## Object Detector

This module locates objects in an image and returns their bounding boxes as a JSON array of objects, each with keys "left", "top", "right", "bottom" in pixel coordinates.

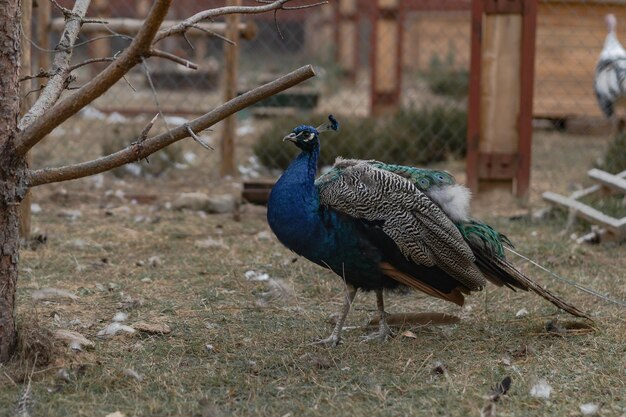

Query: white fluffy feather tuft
[{"left": 426, "top": 184, "right": 472, "bottom": 223}]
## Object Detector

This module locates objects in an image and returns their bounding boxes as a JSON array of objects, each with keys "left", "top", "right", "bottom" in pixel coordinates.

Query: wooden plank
[
  {"left": 571, "top": 169, "right": 626, "bottom": 199},
  {"left": 480, "top": 14, "right": 522, "bottom": 155},
  {"left": 542, "top": 191, "right": 626, "bottom": 233},
  {"left": 588, "top": 169, "right": 626, "bottom": 193}
]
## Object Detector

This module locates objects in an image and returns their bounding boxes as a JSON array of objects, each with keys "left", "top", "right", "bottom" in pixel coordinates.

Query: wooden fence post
[
  {"left": 370, "top": 0, "right": 404, "bottom": 116},
  {"left": 466, "top": 0, "right": 537, "bottom": 199},
  {"left": 335, "top": 0, "right": 359, "bottom": 81},
  {"left": 220, "top": 0, "right": 241, "bottom": 177}
]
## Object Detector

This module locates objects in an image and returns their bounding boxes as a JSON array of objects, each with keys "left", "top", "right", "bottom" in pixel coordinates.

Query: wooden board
[
  {"left": 480, "top": 14, "right": 522, "bottom": 155},
  {"left": 403, "top": 2, "right": 626, "bottom": 120},
  {"left": 534, "top": 2, "right": 626, "bottom": 119}
]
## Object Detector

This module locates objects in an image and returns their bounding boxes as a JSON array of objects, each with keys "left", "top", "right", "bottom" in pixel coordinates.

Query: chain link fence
[{"left": 32, "top": 1, "right": 625, "bottom": 192}]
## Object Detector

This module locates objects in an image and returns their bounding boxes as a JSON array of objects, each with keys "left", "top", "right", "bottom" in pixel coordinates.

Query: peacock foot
[
  {"left": 311, "top": 334, "right": 342, "bottom": 347},
  {"left": 359, "top": 327, "right": 394, "bottom": 343}
]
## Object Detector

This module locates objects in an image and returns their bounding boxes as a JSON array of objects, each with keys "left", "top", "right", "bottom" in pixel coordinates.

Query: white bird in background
[{"left": 595, "top": 14, "right": 626, "bottom": 120}]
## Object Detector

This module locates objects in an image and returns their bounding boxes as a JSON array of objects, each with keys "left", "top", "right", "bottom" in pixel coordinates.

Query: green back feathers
[
  {"left": 369, "top": 162, "right": 455, "bottom": 191},
  {"left": 456, "top": 220, "right": 513, "bottom": 258}
]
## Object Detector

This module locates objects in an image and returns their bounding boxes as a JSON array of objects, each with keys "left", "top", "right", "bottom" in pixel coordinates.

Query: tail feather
[{"left": 472, "top": 246, "right": 591, "bottom": 320}]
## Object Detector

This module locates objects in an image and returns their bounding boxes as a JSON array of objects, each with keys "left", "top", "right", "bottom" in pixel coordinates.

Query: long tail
[{"left": 471, "top": 244, "right": 592, "bottom": 320}]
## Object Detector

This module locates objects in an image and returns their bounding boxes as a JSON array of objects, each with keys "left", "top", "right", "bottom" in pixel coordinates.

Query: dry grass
[{"left": 0, "top": 121, "right": 625, "bottom": 417}]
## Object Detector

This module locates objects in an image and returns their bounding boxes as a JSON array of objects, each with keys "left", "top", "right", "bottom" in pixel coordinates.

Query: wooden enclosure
[{"left": 534, "top": 1, "right": 626, "bottom": 119}]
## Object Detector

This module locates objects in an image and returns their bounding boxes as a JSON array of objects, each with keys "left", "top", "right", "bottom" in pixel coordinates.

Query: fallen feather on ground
[
  {"left": 245, "top": 270, "right": 269, "bottom": 281},
  {"left": 97, "top": 322, "right": 136, "bottom": 337},
  {"left": 112, "top": 312, "right": 128, "bottom": 322},
  {"left": 530, "top": 379, "right": 551, "bottom": 399},
  {"left": 54, "top": 329, "right": 95, "bottom": 351},
  {"left": 579, "top": 403, "right": 600, "bottom": 416},
  {"left": 32, "top": 288, "right": 79, "bottom": 302}
]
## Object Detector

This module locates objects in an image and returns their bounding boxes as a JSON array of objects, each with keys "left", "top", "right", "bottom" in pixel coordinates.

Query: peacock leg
[
  {"left": 360, "top": 289, "right": 394, "bottom": 342},
  {"left": 313, "top": 284, "right": 357, "bottom": 347}
]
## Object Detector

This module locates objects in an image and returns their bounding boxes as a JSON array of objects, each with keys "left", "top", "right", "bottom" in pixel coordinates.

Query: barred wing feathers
[{"left": 317, "top": 161, "right": 486, "bottom": 300}]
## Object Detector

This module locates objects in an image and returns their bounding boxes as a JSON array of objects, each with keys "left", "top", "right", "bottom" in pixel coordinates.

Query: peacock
[
  {"left": 267, "top": 115, "right": 590, "bottom": 346},
  {"left": 595, "top": 14, "right": 626, "bottom": 119}
]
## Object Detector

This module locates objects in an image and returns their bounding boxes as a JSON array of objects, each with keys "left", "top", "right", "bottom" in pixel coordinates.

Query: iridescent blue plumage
[{"left": 267, "top": 116, "right": 589, "bottom": 346}]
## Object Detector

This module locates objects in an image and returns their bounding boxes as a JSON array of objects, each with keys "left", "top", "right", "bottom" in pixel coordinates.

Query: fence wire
[{"left": 32, "top": 1, "right": 624, "bottom": 191}]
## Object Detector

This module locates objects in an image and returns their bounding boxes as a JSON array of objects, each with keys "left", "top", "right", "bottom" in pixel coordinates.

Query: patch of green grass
[
  {"left": 2, "top": 125, "right": 625, "bottom": 417},
  {"left": 254, "top": 106, "right": 467, "bottom": 170}
]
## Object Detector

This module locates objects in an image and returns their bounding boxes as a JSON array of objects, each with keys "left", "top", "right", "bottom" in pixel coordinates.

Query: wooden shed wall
[
  {"left": 534, "top": 2, "right": 626, "bottom": 119},
  {"left": 402, "top": 2, "right": 626, "bottom": 120}
]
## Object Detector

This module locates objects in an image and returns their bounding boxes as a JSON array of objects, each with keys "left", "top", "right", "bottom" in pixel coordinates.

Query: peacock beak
[{"left": 283, "top": 133, "right": 298, "bottom": 143}]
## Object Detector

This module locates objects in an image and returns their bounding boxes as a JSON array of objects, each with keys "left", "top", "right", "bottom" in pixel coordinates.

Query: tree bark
[
  {"left": 0, "top": 0, "right": 26, "bottom": 363},
  {"left": 19, "top": 0, "right": 33, "bottom": 239}
]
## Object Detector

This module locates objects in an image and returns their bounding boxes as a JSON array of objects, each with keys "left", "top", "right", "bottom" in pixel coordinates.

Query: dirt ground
[{"left": 0, "top": 119, "right": 625, "bottom": 417}]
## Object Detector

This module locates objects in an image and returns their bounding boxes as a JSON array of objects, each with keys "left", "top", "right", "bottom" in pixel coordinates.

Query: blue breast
[{"left": 267, "top": 151, "right": 393, "bottom": 290}]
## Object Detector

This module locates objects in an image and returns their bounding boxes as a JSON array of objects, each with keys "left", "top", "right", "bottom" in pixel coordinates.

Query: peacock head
[{"left": 283, "top": 115, "right": 339, "bottom": 152}]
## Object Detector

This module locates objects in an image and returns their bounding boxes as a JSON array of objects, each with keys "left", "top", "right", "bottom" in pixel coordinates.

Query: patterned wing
[{"left": 317, "top": 161, "right": 486, "bottom": 291}]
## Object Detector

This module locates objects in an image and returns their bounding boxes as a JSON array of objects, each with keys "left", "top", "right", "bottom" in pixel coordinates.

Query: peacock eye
[{"left": 303, "top": 133, "right": 314, "bottom": 142}]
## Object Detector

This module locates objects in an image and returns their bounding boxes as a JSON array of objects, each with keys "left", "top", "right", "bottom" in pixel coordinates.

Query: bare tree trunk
[
  {"left": 0, "top": 0, "right": 25, "bottom": 363},
  {"left": 19, "top": 0, "right": 34, "bottom": 239}
]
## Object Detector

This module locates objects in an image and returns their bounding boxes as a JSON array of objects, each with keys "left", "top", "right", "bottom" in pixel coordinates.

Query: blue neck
[{"left": 267, "top": 147, "right": 320, "bottom": 252}]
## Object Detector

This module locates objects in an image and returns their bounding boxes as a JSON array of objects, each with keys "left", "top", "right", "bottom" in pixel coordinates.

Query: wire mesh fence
[{"left": 31, "top": 0, "right": 625, "bottom": 188}]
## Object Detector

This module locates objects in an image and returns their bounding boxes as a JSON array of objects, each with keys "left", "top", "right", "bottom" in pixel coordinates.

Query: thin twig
[
  {"left": 154, "top": 0, "right": 326, "bottom": 42},
  {"left": 139, "top": 114, "right": 159, "bottom": 142},
  {"left": 49, "top": 0, "right": 72, "bottom": 18},
  {"left": 149, "top": 48, "right": 198, "bottom": 70},
  {"left": 189, "top": 24, "right": 235, "bottom": 45},
  {"left": 274, "top": 9, "right": 284, "bottom": 40},
  {"left": 20, "top": 69, "right": 53, "bottom": 82},
  {"left": 122, "top": 75, "right": 137, "bottom": 92},
  {"left": 186, "top": 125, "right": 214, "bottom": 150},
  {"left": 24, "top": 32, "right": 130, "bottom": 54},
  {"left": 67, "top": 57, "right": 115, "bottom": 72},
  {"left": 182, "top": 31, "right": 194, "bottom": 49},
  {"left": 140, "top": 57, "right": 168, "bottom": 131},
  {"left": 81, "top": 18, "right": 109, "bottom": 24}
]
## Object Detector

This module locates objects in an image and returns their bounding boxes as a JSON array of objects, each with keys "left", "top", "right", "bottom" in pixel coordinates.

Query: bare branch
[
  {"left": 68, "top": 57, "right": 116, "bottom": 72},
  {"left": 138, "top": 114, "right": 159, "bottom": 142},
  {"left": 186, "top": 125, "right": 214, "bottom": 150},
  {"left": 18, "top": 0, "right": 91, "bottom": 131},
  {"left": 154, "top": 0, "right": 323, "bottom": 42},
  {"left": 27, "top": 65, "right": 316, "bottom": 187},
  {"left": 189, "top": 24, "right": 236, "bottom": 45},
  {"left": 19, "top": 69, "right": 53, "bottom": 82},
  {"left": 15, "top": 0, "right": 173, "bottom": 157},
  {"left": 50, "top": 18, "right": 256, "bottom": 41},
  {"left": 149, "top": 49, "right": 198, "bottom": 70}
]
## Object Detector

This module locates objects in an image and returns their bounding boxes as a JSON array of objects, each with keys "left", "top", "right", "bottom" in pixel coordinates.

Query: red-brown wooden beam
[
  {"left": 466, "top": 0, "right": 483, "bottom": 193},
  {"left": 370, "top": 0, "right": 405, "bottom": 116},
  {"left": 516, "top": 0, "right": 538, "bottom": 199},
  {"left": 334, "top": 0, "right": 360, "bottom": 81}
]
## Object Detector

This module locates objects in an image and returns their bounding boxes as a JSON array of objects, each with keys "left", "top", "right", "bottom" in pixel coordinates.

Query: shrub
[
  {"left": 600, "top": 131, "right": 626, "bottom": 174},
  {"left": 423, "top": 50, "right": 469, "bottom": 98},
  {"left": 254, "top": 106, "right": 467, "bottom": 170}
]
